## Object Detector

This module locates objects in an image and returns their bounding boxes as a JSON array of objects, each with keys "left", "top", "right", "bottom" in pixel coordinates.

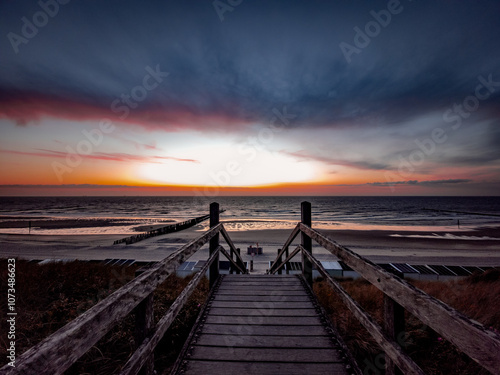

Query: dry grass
[
  {"left": 313, "top": 269, "right": 500, "bottom": 375},
  {"left": 0, "top": 259, "right": 208, "bottom": 374}
]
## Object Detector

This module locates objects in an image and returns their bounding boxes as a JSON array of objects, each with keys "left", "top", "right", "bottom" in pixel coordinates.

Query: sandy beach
[{"left": 1, "top": 223, "right": 499, "bottom": 274}]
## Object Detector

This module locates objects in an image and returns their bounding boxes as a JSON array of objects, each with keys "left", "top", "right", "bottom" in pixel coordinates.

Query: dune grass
[
  {"left": 0, "top": 259, "right": 208, "bottom": 374},
  {"left": 313, "top": 269, "right": 500, "bottom": 375},
  {"left": 2, "top": 259, "right": 498, "bottom": 375}
]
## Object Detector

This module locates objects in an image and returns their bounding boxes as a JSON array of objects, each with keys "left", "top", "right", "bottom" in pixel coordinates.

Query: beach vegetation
[
  {"left": 313, "top": 269, "right": 500, "bottom": 375},
  {"left": 0, "top": 259, "right": 208, "bottom": 374}
]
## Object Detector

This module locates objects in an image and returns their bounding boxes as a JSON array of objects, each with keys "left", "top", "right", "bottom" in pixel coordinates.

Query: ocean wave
[{"left": 390, "top": 233, "right": 499, "bottom": 241}]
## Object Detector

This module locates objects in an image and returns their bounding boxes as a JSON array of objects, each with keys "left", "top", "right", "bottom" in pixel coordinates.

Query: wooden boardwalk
[{"left": 174, "top": 275, "right": 352, "bottom": 375}]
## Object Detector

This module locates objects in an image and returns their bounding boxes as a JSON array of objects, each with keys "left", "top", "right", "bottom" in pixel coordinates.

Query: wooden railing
[
  {"left": 0, "top": 203, "right": 246, "bottom": 375},
  {"left": 269, "top": 201, "right": 500, "bottom": 375}
]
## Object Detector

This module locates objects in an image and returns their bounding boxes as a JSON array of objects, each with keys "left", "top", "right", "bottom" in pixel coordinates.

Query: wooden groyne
[{"left": 113, "top": 210, "right": 225, "bottom": 245}]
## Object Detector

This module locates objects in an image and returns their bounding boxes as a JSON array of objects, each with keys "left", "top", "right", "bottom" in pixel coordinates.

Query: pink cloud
[
  {"left": 0, "top": 93, "right": 250, "bottom": 132},
  {"left": 0, "top": 148, "right": 199, "bottom": 164}
]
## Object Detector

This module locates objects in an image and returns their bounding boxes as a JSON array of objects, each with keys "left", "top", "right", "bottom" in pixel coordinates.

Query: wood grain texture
[
  {"left": 177, "top": 275, "right": 350, "bottom": 375},
  {"left": 182, "top": 361, "right": 348, "bottom": 375},
  {"left": 0, "top": 224, "right": 222, "bottom": 375},
  {"left": 301, "top": 223, "right": 500, "bottom": 374}
]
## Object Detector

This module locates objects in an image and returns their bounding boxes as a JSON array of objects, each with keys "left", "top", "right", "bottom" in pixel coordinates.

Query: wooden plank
[
  {"left": 222, "top": 280, "right": 301, "bottom": 285},
  {"left": 2, "top": 223, "right": 222, "bottom": 375},
  {"left": 202, "top": 324, "right": 328, "bottom": 336},
  {"left": 209, "top": 307, "right": 317, "bottom": 317},
  {"left": 301, "top": 223, "right": 500, "bottom": 374},
  {"left": 210, "top": 301, "right": 313, "bottom": 309},
  {"left": 213, "top": 295, "right": 310, "bottom": 302},
  {"left": 189, "top": 346, "right": 341, "bottom": 363},
  {"left": 183, "top": 360, "right": 347, "bottom": 375},
  {"left": 195, "top": 334, "right": 335, "bottom": 348},
  {"left": 221, "top": 281, "right": 304, "bottom": 290},
  {"left": 218, "top": 285, "right": 304, "bottom": 291},
  {"left": 205, "top": 315, "right": 322, "bottom": 325},
  {"left": 216, "top": 289, "right": 307, "bottom": 296},
  {"left": 224, "top": 275, "right": 296, "bottom": 279}
]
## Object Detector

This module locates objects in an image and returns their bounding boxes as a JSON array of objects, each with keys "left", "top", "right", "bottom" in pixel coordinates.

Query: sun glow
[{"left": 136, "top": 145, "right": 318, "bottom": 187}]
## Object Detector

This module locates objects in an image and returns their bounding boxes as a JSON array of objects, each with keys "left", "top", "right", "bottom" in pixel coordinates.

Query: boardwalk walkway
[{"left": 174, "top": 275, "right": 352, "bottom": 375}]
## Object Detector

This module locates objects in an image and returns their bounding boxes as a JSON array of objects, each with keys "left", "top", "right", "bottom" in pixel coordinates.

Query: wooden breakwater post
[
  {"left": 209, "top": 202, "right": 220, "bottom": 288},
  {"left": 301, "top": 201, "right": 313, "bottom": 285},
  {"left": 113, "top": 211, "right": 225, "bottom": 246}
]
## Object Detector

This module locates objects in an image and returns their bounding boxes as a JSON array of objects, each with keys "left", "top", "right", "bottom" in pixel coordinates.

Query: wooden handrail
[
  {"left": 300, "top": 222, "right": 500, "bottom": 375},
  {"left": 119, "top": 247, "right": 221, "bottom": 375},
  {"left": 220, "top": 225, "right": 246, "bottom": 272},
  {"left": 219, "top": 246, "right": 246, "bottom": 274},
  {"left": 302, "top": 249, "right": 425, "bottom": 375},
  {"left": 1, "top": 223, "right": 222, "bottom": 375},
  {"left": 269, "top": 245, "right": 302, "bottom": 274},
  {"left": 269, "top": 223, "right": 300, "bottom": 273}
]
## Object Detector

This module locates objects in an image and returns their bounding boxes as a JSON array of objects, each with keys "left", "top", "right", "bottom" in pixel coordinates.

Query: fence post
[
  {"left": 277, "top": 249, "right": 282, "bottom": 275},
  {"left": 384, "top": 287, "right": 405, "bottom": 375},
  {"left": 134, "top": 269, "right": 155, "bottom": 375},
  {"left": 230, "top": 245, "right": 234, "bottom": 274},
  {"left": 236, "top": 248, "right": 241, "bottom": 274},
  {"left": 301, "top": 201, "right": 313, "bottom": 285},
  {"left": 209, "top": 202, "right": 220, "bottom": 288},
  {"left": 285, "top": 246, "right": 289, "bottom": 274}
]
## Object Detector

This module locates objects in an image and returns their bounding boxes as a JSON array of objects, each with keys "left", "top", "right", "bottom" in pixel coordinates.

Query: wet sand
[{"left": 1, "top": 224, "right": 499, "bottom": 273}]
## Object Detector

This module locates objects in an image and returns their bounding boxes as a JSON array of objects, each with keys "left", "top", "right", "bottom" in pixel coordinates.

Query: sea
[{"left": 0, "top": 196, "right": 500, "bottom": 235}]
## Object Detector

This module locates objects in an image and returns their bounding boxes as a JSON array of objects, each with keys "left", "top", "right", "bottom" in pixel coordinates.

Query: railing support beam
[
  {"left": 277, "top": 249, "right": 282, "bottom": 275},
  {"left": 384, "top": 295, "right": 405, "bottom": 375},
  {"left": 134, "top": 269, "right": 155, "bottom": 375},
  {"left": 301, "top": 201, "right": 313, "bottom": 285},
  {"left": 134, "top": 293, "right": 154, "bottom": 375},
  {"left": 209, "top": 202, "right": 220, "bottom": 288}
]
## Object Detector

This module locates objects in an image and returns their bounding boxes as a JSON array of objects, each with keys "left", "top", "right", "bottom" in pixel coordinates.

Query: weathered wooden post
[
  {"left": 134, "top": 269, "right": 155, "bottom": 375},
  {"left": 236, "top": 248, "right": 241, "bottom": 274},
  {"left": 384, "top": 272, "right": 405, "bottom": 375},
  {"left": 277, "top": 249, "right": 282, "bottom": 275},
  {"left": 301, "top": 201, "right": 313, "bottom": 285},
  {"left": 209, "top": 202, "right": 220, "bottom": 288},
  {"left": 285, "top": 246, "right": 289, "bottom": 274},
  {"left": 229, "top": 246, "right": 234, "bottom": 274}
]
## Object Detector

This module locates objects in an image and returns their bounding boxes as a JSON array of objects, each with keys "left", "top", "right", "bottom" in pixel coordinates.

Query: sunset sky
[{"left": 1, "top": 0, "right": 500, "bottom": 196}]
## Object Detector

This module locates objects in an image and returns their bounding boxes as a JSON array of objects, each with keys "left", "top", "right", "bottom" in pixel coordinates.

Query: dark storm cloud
[
  {"left": 1, "top": 0, "right": 500, "bottom": 130},
  {"left": 367, "top": 179, "right": 472, "bottom": 187},
  {"left": 283, "top": 150, "right": 390, "bottom": 171}
]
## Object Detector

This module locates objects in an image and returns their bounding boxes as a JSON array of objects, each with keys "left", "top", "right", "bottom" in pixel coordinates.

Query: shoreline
[{"left": 1, "top": 224, "right": 499, "bottom": 272}]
